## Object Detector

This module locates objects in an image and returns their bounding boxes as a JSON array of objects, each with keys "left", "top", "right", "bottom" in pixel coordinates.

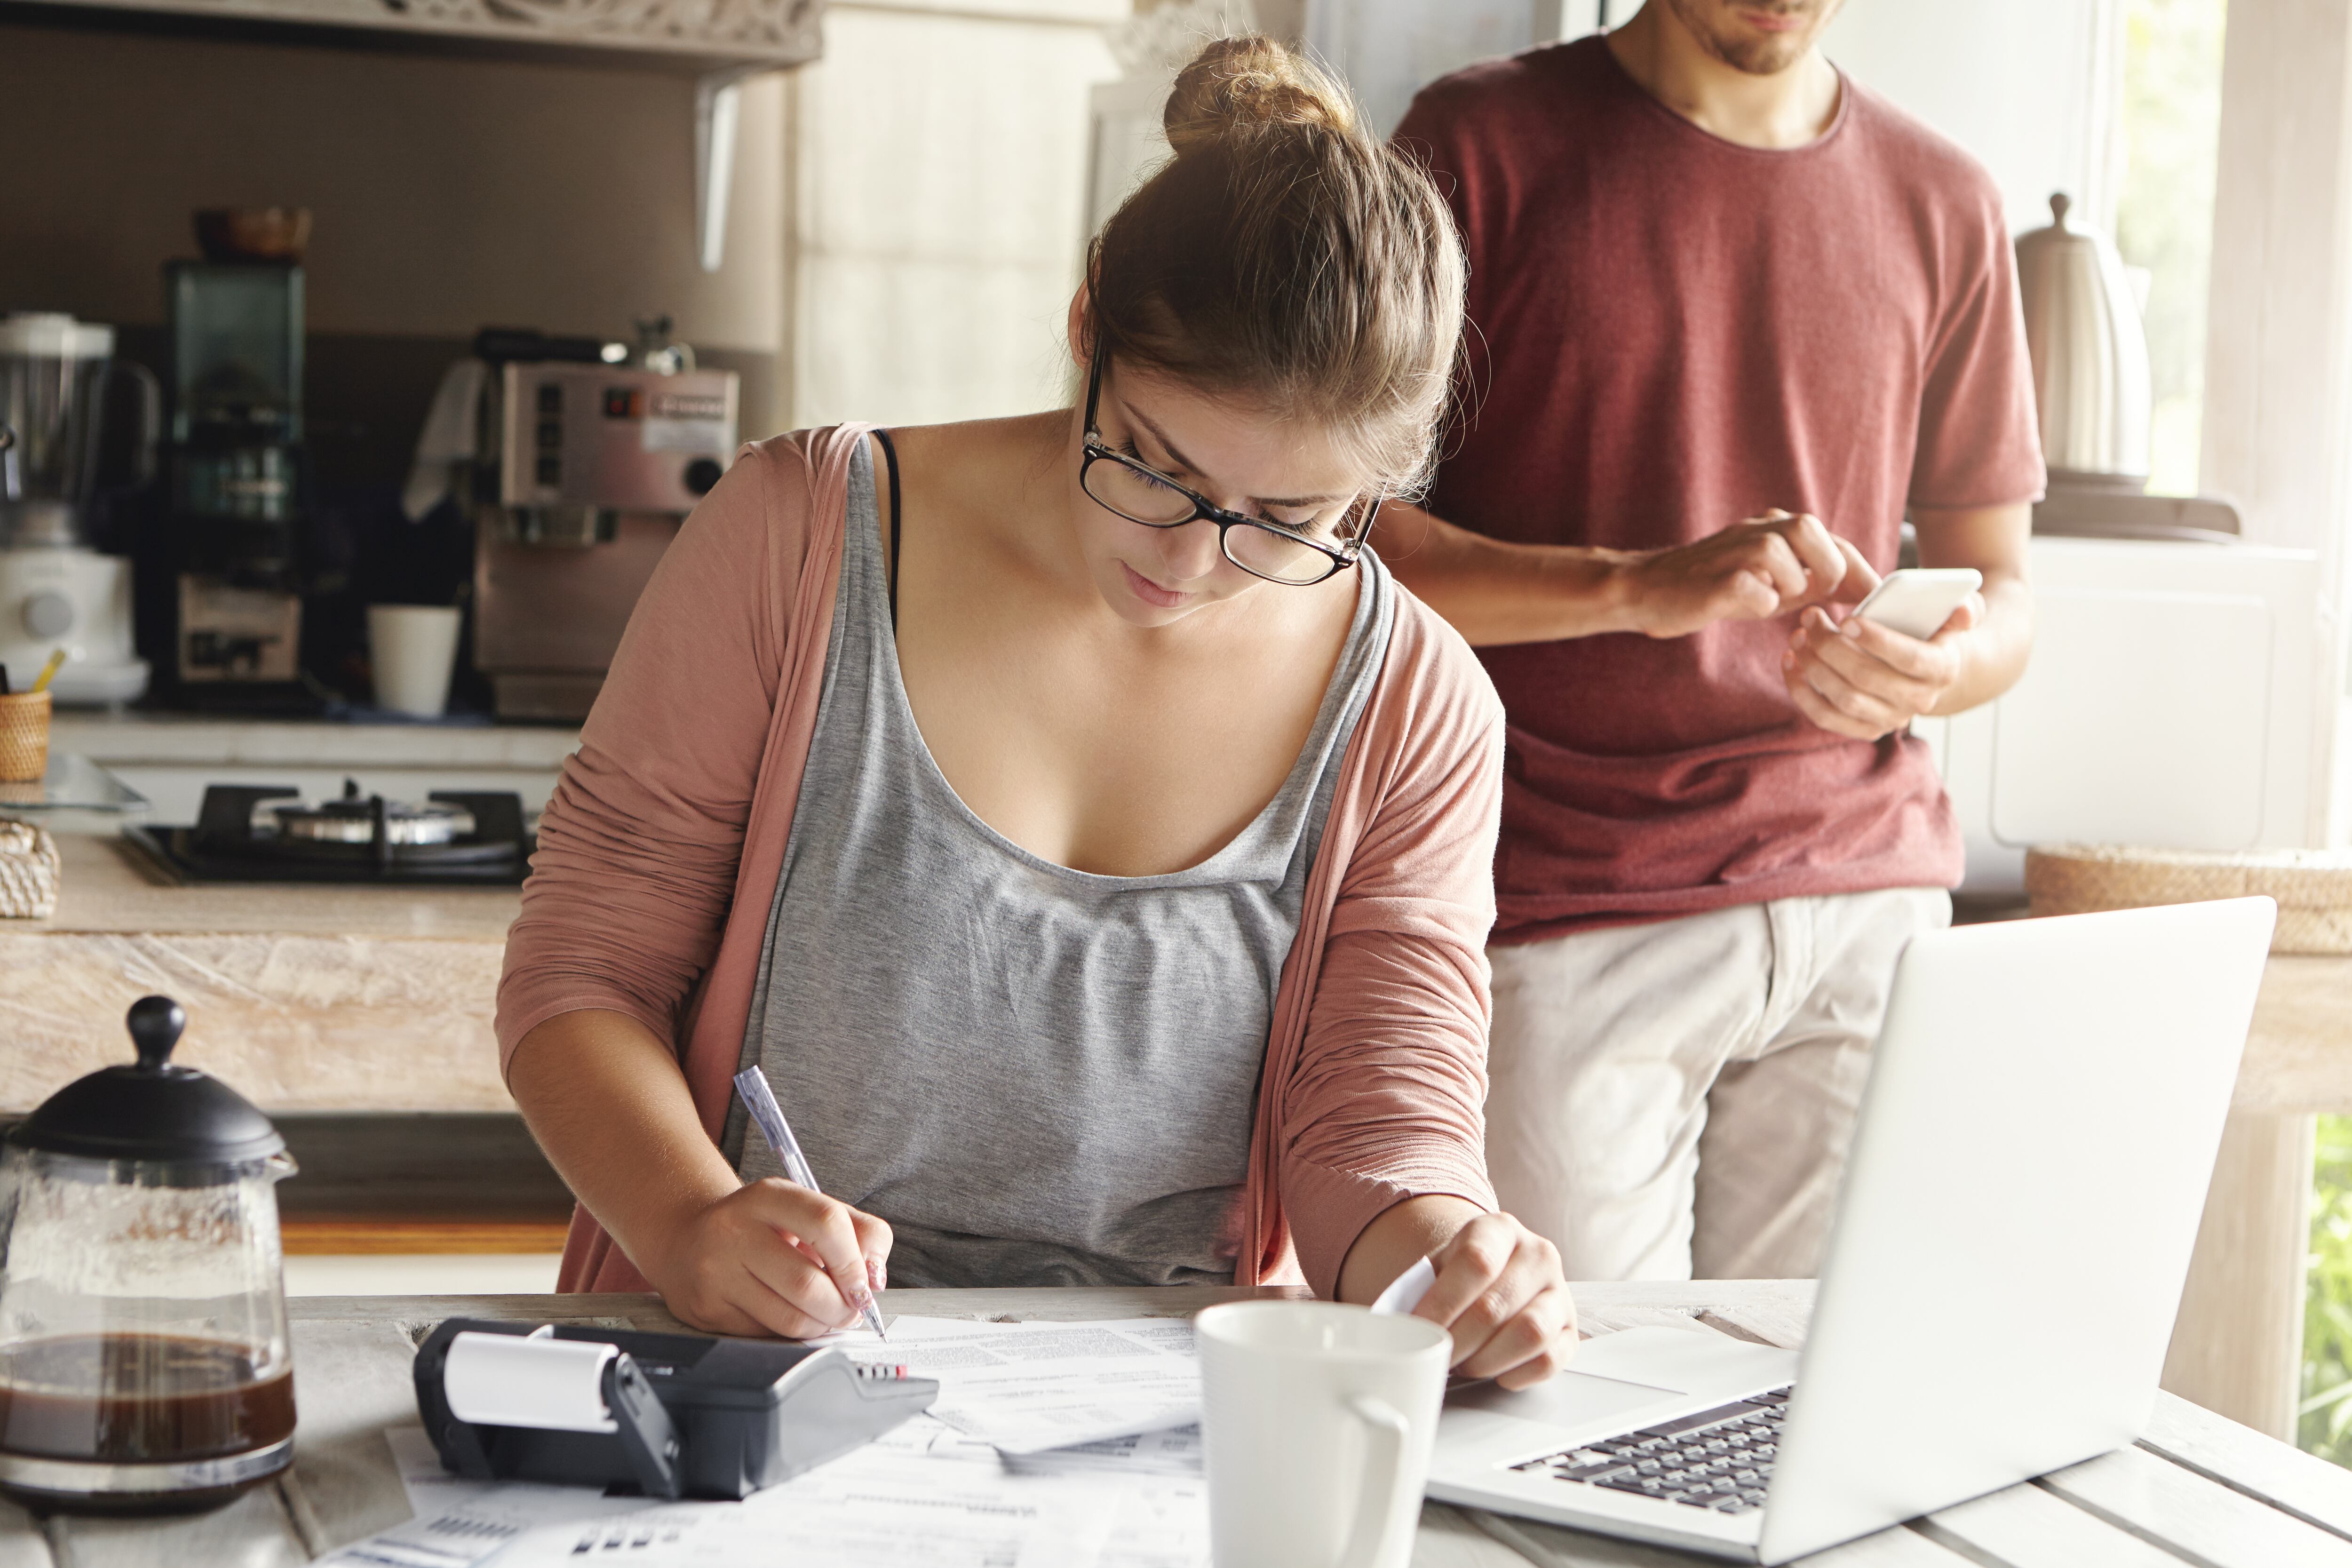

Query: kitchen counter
[
  {"left": 0, "top": 830, "right": 515, "bottom": 1114},
  {"left": 29, "top": 828, "right": 519, "bottom": 939},
  {"left": 45, "top": 712, "right": 581, "bottom": 825},
  {"left": 50, "top": 712, "right": 580, "bottom": 772}
]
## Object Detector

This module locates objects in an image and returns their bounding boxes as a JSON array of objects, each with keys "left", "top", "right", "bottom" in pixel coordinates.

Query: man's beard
[{"left": 1662, "top": 0, "right": 1820, "bottom": 76}]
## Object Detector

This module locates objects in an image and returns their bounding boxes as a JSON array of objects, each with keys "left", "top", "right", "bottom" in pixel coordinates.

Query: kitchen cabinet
[
  {"left": 1920, "top": 534, "right": 2328, "bottom": 896},
  {"left": 1, "top": 0, "right": 823, "bottom": 272}
]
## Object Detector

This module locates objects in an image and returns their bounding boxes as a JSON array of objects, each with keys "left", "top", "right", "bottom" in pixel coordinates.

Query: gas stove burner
[
  {"left": 264, "top": 779, "right": 476, "bottom": 847},
  {"left": 123, "top": 784, "right": 532, "bottom": 886}
]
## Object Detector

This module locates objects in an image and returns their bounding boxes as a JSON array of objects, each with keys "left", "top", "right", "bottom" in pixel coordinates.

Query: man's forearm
[
  {"left": 1930, "top": 572, "right": 2032, "bottom": 716},
  {"left": 1914, "top": 503, "right": 2035, "bottom": 716},
  {"left": 1379, "top": 501, "right": 1644, "bottom": 644}
]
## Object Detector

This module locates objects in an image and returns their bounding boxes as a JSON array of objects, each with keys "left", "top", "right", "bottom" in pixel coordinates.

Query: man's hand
[
  {"left": 1619, "top": 509, "right": 1880, "bottom": 638},
  {"left": 1783, "top": 595, "right": 1983, "bottom": 740}
]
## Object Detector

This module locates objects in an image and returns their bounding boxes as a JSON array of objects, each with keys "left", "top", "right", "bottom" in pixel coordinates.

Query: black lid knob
[
  {"left": 127, "top": 995, "right": 184, "bottom": 1071},
  {"left": 9, "top": 996, "right": 285, "bottom": 1167}
]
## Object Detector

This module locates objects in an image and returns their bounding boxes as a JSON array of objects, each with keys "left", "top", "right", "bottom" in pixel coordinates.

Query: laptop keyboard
[{"left": 1510, "top": 1387, "right": 1790, "bottom": 1516}]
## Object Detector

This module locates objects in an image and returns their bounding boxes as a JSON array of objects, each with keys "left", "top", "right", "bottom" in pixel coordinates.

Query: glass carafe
[{"left": 0, "top": 997, "right": 297, "bottom": 1514}]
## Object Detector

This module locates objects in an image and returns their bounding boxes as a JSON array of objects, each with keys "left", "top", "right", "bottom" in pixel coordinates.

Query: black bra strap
[{"left": 873, "top": 427, "right": 904, "bottom": 627}]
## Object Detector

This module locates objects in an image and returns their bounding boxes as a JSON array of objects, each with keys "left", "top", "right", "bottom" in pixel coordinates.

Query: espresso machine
[
  {"left": 157, "top": 262, "right": 308, "bottom": 700},
  {"left": 471, "top": 327, "right": 738, "bottom": 720},
  {"left": 0, "top": 313, "right": 156, "bottom": 705}
]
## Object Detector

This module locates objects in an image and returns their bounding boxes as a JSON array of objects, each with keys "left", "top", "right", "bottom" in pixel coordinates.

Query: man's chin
[{"left": 1710, "top": 34, "right": 1814, "bottom": 75}]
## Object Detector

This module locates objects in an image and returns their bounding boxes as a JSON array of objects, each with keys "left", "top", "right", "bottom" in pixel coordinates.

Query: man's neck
[{"left": 1605, "top": 4, "right": 1841, "bottom": 151}]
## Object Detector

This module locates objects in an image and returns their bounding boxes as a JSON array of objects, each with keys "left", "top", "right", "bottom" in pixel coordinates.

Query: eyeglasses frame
[{"left": 1078, "top": 350, "right": 1372, "bottom": 588}]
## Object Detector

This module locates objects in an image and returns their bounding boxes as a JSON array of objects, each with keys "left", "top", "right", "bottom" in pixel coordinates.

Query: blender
[{"left": 0, "top": 313, "right": 156, "bottom": 705}]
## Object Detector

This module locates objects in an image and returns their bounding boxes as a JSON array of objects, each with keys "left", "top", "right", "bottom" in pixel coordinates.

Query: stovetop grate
[{"left": 124, "top": 786, "right": 533, "bottom": 886}]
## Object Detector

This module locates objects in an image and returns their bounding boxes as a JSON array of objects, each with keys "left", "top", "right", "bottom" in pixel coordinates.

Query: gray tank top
[{"left": 724, "top": 438, "right": 1393, "bottom": 1287}]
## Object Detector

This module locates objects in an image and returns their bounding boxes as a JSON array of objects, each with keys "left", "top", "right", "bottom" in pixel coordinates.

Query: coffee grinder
[{"left": 158, "top": 262, "right": 307, "bottom": 705}]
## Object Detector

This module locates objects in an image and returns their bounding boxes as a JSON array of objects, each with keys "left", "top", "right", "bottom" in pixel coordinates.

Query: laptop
[{"left": 1426, "top": 897, "right": 2277, "bottom": 1564}]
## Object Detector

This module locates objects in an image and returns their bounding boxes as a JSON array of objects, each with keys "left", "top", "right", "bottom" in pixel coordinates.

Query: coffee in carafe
[{"left": 0, "top": 997, "right": 298, "bottom": 1513}]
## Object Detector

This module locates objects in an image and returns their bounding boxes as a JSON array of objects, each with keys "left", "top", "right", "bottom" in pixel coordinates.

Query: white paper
[
  {"left": 1372, "top": 1255, "right": 1437, "bottom": 1316},
  {"left": 383, "top": 1425, "right": 644, "bottom": 1524},
  {"left": 1005, "top": 1422, "right": 1202, "bottom": 1478},
  {"left": 1100, "top": 1475, "right": 1213, "bottom": 1568},
  {"left": 356, "top": 1335, "right": 1216, "bottom": 1568},
  {"left": 493, "top": 1445, "right": 1125, "bottom": 1568},
  {"left": 839, "top": 1317, "right": 1201, "bottom": 1455}
]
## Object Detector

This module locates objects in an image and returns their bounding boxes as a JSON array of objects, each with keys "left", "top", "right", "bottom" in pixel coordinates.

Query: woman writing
[{"left": 499, "top": 37, "right": 1575, "bottom": 1388}]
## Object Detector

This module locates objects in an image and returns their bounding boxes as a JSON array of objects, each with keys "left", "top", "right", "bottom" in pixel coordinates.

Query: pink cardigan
[{"left": 496, "top": 426, "right": 1505, "bottom": 1299}]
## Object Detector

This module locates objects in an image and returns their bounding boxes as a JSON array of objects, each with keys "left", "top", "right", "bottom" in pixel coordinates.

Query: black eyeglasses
[{"left": 1080, "top": 352, "right": 1373, "bottom": 588}]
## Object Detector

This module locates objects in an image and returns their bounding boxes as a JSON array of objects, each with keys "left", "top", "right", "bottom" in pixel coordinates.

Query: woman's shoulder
[
  {"left": 1370, "top": 562, "right": 1506, "bottom": 746},
  {"left": 725, "top": 424, "right": 874, "bottom": 517}
]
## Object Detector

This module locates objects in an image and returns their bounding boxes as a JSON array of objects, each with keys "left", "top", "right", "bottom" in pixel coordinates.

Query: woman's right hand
[{"left": 642, "top": 1178, "right": 894, "bottom": 1340}]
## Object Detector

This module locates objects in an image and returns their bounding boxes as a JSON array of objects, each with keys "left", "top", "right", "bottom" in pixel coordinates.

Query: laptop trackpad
[{"left": 1448, "top": 1368, "right": 1684, "bottom": 1428}]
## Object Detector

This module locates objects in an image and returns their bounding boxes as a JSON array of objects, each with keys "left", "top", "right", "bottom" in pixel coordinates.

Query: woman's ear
[{"left": 1066, "top": 284, "right": 1093, "bottom": 372}]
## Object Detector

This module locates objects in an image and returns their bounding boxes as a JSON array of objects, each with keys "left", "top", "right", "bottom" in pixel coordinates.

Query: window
[{"left": 2108, "top": 0, "right": 2228, "bottom": 498}]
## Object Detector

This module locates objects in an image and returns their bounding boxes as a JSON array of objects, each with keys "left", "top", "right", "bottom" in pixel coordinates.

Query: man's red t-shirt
[{"left": 1393, "top": 37, "right": 2045, "bottom": 945}]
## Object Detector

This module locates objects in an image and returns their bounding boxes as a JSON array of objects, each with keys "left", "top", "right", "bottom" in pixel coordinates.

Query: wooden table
[{"left": 0, "top": 1281, "right": 2345, "bottom": 1566}]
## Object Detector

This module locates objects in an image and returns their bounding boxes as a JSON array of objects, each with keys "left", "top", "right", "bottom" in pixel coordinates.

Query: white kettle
[{"left": 2014, "top": 192, "right": 2153, "bottom": 492}]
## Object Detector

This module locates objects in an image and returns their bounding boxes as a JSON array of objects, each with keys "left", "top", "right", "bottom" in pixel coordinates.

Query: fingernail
[
  {"left": 867, "top": 1257, "right": 887, "bottom": 1295},
  {"left": 1841, "top": 618, "right": 1861, "bottom": 637}
]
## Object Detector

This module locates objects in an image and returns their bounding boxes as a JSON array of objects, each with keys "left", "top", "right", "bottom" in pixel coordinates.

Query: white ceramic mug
[
  {"left": 368, "top": 605, "right": 462, "bottom": 719},
  {"left": 1196, "top": 1301, "right": 1450, "bottom": 1568}
]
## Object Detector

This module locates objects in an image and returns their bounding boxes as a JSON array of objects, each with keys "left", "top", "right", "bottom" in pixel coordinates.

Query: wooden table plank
[
  {"left": 1417, "top": 1503, "right": 1544, "bottom": 1567},
  {"left": 0, "top": 1511, "right": 48, "bottom": 1568},
  {"left": 1466, "top": 1510, "right": 1979, "bottom": 1567},
  {"left": 2041, "top": 1443, "right": 2352, "bottom": 1568},
  {"left": 2139, "top": 1388, "right": 2352, "bottom": 1541},
  {"left": 1919, "top": 1480, "right": 2184, "bottom": 1567},
  {"left": 278, "top": 1321, "right": 440, "bottom": 1555},
  {"left": 51, "top": 1486, "right": 309, "bottom": 1568}
]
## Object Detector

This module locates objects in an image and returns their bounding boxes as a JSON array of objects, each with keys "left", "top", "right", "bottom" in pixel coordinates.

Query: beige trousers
[{"left": 1485, "top": 886, "right": 1951, "bottom": 1282}]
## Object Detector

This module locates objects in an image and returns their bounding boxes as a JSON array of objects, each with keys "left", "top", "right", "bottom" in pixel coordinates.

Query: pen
[{"left": 733, "top": 1065, "right": 889, "bottom": 1340}]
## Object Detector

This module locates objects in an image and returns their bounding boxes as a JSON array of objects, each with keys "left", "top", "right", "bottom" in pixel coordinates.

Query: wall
[
  {"left": 1302, "top": 0, "right": 1555, "bottom": 135},
  {"left": 783, "top": 0, "right": 1125, "bottom": 428},
  {"left": 1824, "top": 0, "right": 2114, "bottom": 237},
  {"left": 0, "top": 21, "right": 787, "bottom": 355},
  {"left": 1283, "top": 0, "right": 2113, "bottom": 236}
]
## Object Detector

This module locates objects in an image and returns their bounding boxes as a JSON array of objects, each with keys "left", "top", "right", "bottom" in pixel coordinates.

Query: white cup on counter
[
  {"left": 368, "top": 605, "right": 463, "bottom": 719},
  {"left": 1196, "top": 1300, "right": 1449, "bottom": 1568}
]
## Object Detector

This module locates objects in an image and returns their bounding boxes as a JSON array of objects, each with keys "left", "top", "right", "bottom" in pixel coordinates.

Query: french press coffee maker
[{"left": 0, "top": 997, "right": 298, "bottom": 1513}]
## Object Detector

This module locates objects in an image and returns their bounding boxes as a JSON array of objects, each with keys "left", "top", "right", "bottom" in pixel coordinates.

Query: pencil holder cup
[{"left": 0, "top": 691, "right": 50, "bottom": 784}]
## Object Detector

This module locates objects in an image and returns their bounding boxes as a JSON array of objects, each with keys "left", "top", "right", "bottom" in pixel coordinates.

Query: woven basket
[
  {"left": 0, "top": 819, "right": 59, "bottom": 920},
  {"left": 2026, "top": 843, "right": 2352, "bottom": 955},
  {"left": 0, "top": 691, "right": 48, "bottom": 784}
]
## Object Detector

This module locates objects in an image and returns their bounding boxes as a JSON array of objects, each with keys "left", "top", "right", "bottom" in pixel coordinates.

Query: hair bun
[{"left": 1162, "top": 35, "right": 1356, "bottom": 158}]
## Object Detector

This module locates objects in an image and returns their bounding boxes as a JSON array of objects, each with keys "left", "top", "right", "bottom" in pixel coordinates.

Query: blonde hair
[{"left": 1087, "top": 36, "right": 1466, "bottom": 497}]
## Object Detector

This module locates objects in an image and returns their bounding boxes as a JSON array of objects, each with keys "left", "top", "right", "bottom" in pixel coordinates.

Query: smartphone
[{"left": 1851, "top": 567, "right": 1983, "bottom": 641}]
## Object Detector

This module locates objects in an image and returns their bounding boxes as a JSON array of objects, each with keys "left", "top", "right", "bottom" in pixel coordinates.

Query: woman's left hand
[{"left": 1413, "top": 1211, "right": 1578, "bottom": 1389}]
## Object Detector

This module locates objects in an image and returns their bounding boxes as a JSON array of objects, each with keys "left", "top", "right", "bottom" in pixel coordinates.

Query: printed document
[
  {"left": 841, "top": 1315, "right": 1201, "bottom": 1454},
  {"left": 330, "top": 1318, "right": 1213, "bottom": 1567}
]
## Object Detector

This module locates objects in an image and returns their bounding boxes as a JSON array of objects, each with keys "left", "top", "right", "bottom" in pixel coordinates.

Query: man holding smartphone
[{"left": 1382, "top": 0, "right": 2042, "bottom": 1281}]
